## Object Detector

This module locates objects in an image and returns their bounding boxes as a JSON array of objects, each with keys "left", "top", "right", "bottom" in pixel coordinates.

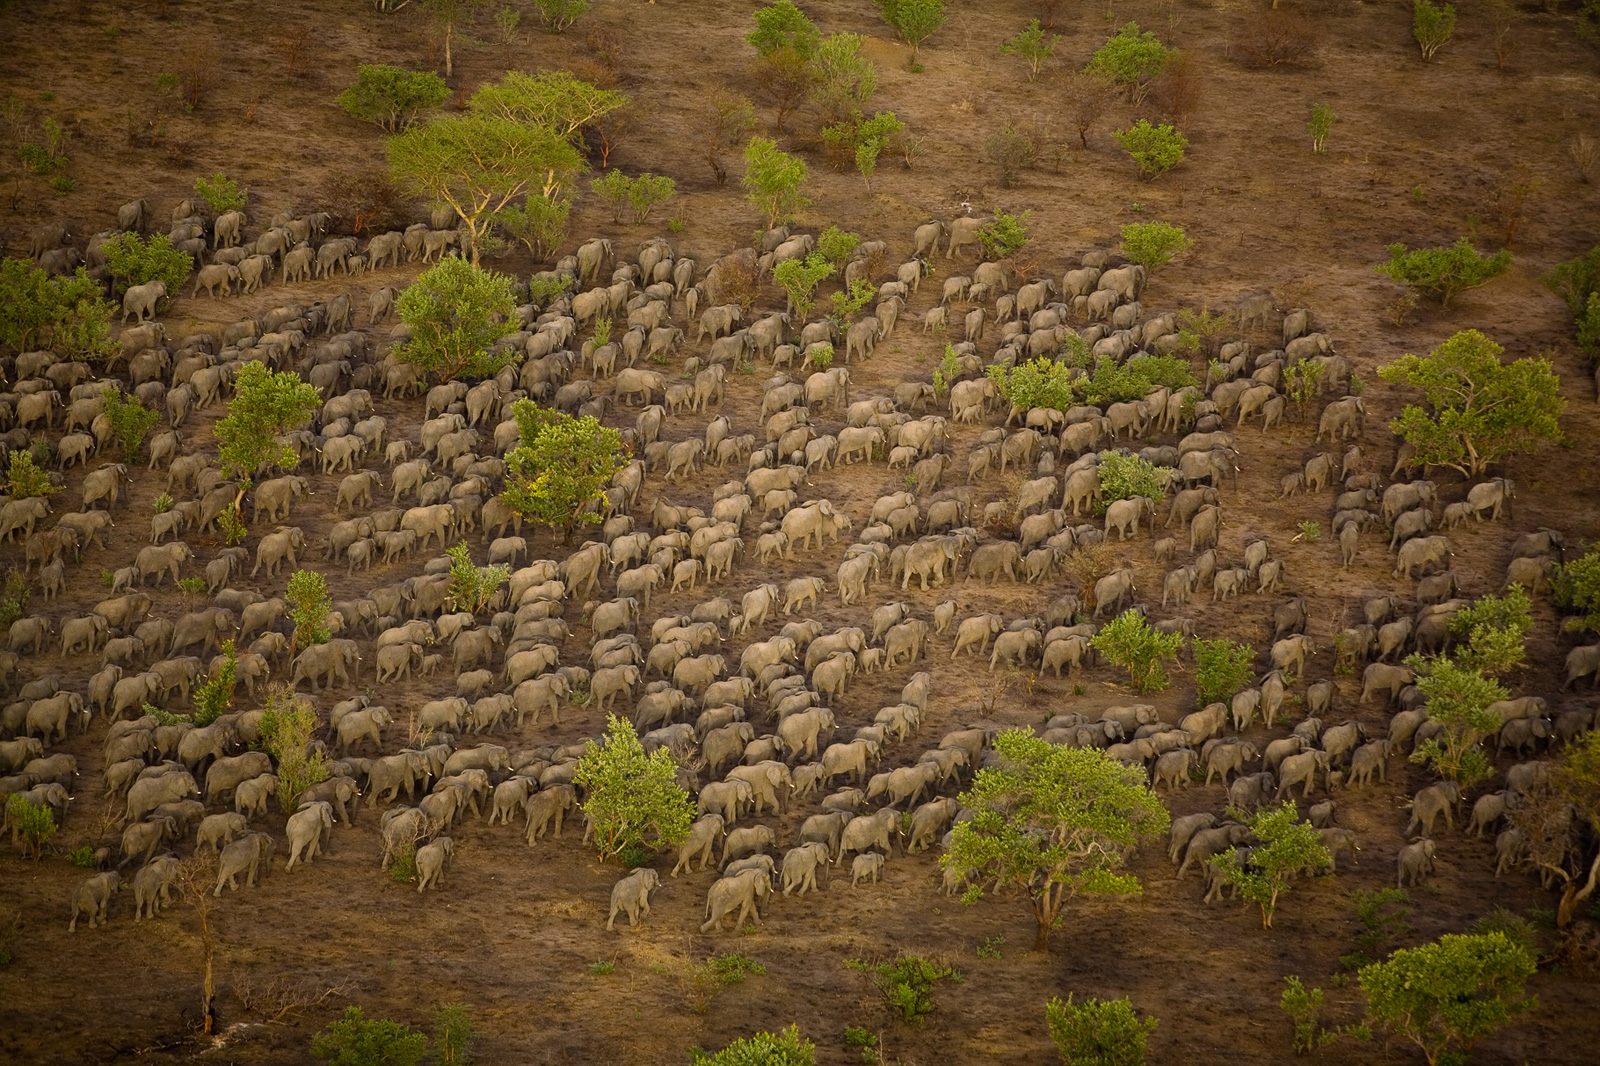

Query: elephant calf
[{"left": 607, "top": 867, "right": 660, "bottom": 929}]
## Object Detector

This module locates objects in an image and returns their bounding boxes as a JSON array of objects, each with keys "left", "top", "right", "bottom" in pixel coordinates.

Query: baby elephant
[
  {"left": 416, "top": 836, "right": 455, "bottom": 893},
  {"left": 850, "top": 852, "right": 885, "bottom": 887},
  {"left": 607, "top": 867, "right": 661, "bottom": 930},
  {"left": 1397, "top": 838, "right": 1436, "bottom": 888}
]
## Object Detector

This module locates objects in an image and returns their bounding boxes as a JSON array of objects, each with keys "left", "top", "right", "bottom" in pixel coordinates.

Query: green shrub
[
  {"left": 1413, "top": 0, "right": 1456, "bottom": 61},
  {"left": 339, "top": 64, "right": 449, "bottom": 132},
  {"left": 817, "top": 225, "right": 860, "bottom": 268},
  {"left": 574, "top": 714, "right": 694, "bottom": 862},
  {"left": 1085, "top": 22, "right": 1175, "bottom": 104},
  {"left": 1119, "top": 221, "right": 1191, "bottom": 271},
  {"left": 1447, "top": 586, "right": 1531, "bottom": 676},
  {"left": 1280, "top": 978, "right": 1368, "bottom": 1055},
  {"left": 847, "top": 955, "right": 960, "bottom": 1024},
  {"left": 1193, "top": 638, "right": 1254, "bottom": 706},
  {"left": 498, "top": 194, "right": 571, "bottom": 261},
  {"left": 1343, "top": 888, "right": 1411, "bottom": 970},
  {"left": 742, "top": 137, "right": 808, "bottom": 229},
  {"left": 1000, "top": 19, "right": 1057, "bottom": 81},
  {"left": 589, "top": 960, "right": 614, "bottom": 975},
  {"left": 102, "top": 232, "right": 193, "bottom": 296},
  {"left": 979, "top": 208, "right": 1030, "bottom": 260},
  {"left": 69, "top": 845, "right": 97, "bottom": 868},
  {"left": 0, "top": 569, "right": 31, "bottom": 629},
  {"left": 1377, "top": 238, "right": 1510, "bottom": 307},
  {"left": 1079, "top": 353, "right": 1195, "bottom": 406},
  {"left": 1358, "top": 933, "right": 1535, "bottom": 1066},
  {"left": 933, "top": 344, "right": 960, "bottom": 394},
  {"left": 1308, "top": 103, "right": 1335, "bottom": 153},
  {"left": 809, "top": 342, "right": 835, "bottom": 370},
  {"left": 1208, "top": 803, "right": 1330, "bottom": 928},
  {"left": 1469, "top": 908, "right": 1540, "bottom": 959},
  {"left": 1091, "top": 610, "right": 1183, "bottom": 693},
  {"left": 1296, "top": 520, "right": 1321, "bottom": 542},
  {"left": 627, "top": 173, "right": 675, "bottom": 223},
  {"left": 432, "top": 1003, "right": 474, "bottom": 1066},
  {"left": 987, "top": 356, "right": 1077, "bottom": 413},
  {"left": 194, "top": 172, "right": 246, "bottom": 214},
  {"left": 6, "top": 794, "right": 56, "bottom": 862},
  {"left": 1045, "top": 994, "right": 1157, "bottom": 1066},
  {"left": 446, "top": 543, "right": 510, "bottom": 615},
  {"left": 50, "top": 176, "right": 75, "bottom": 195},
  {"left": 878, "top": 0, "right": 945, "bottom": 62},
  {"left": 1553, "top": 543, "right": 1600, "bottom": 634},
  {"left": 1095, "top": 451, "right": 1172, "bottom": 513},
  {"left": 534, "top": 0, "right": 591, "bottom": 34},
  {"left": 1113, "top": 119, "right": 1186, "bottom": 179},
  {"left": 773, "top": 253, "right": 835, "bottom": 321},
  {"left": 190, "top": 640, "right": 237, "bottom": 727},
  {"left": 311, "top": 1007, "right": 427, "bottom": 1066},
  {"left": 7, "top": 449, "right": 58, "bottom": 499},
  {"left": 395, "top": 256, "right": 519, "bottom": 381},
  {"left": 1405, "top": 657, "right": 1503, "bottom": 787},
  {"left": 287, "top": 570, "right": 331, "bottom": 649},
  {"left": 691, "top": 1025, "right": 814, "bottom": 1066},
  {"left": 259, "top": 685, "right": 329, "bottom": 810},
  {"left": 103, "top": 388, "right": 161, "bottom": 459},
  {"left": 502, "top": 401, "right": 626, "bottom": 537}
]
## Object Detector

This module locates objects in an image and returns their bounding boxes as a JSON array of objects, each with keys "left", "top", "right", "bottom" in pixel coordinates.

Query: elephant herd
[{"left": 1, "top": 198, "right": 1590, "bottom": 946}]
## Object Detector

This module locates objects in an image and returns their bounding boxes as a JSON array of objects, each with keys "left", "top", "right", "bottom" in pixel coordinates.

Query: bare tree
[
  {"left": 174, "top": 853, "right": 222, "bottom": 1035},
  {"left": 698, "top": 91, "right": 757, "bottom": 187},
  {"left": 1061, "top": 73, "right": 1114, "bottom": 149}
]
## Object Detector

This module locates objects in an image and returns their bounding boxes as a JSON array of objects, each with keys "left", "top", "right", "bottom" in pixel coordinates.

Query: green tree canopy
[
  {"left": 742, "top": 137, "right": 808, "bottom": 229},
  {"left": 773, "top": 252, "right": 835, "bottom": 321},
  {"left": 103, "top": 232, "right": 193, "bottom": 296},
  {"left": 311, "top": 1007, "right": 427, "bottom": 1066},
  {"left": 1120, "top": 220, "right": 1192, "bottom": 270},
  {"left": 0, "top": 260, "right": 108, "bottom": 353},
  {"left": 1359, "top": 933, "right": 1535, "bottom": 1066},
  {"left": 1377, "top": 238, "right": 1511, "bottom": 307},
  {"left": 879, "top": 0, "right": 945, "bottom": 61},
  {"left": 1095, "top": 450, "right": 1174, "bottom": 514},
  {"left": 1403, "top": 655, "right": 1506, "bottom": 787},
  {"left": 1553, "top": 543, "right": 1600, "bottom": 635},
  {"left": 446, "top": 542, "right": 510, "bottom": 614},
  {"left": 574, "top": 714, "right": 694, "bottom": 862},
  {"left": 468, "top": 69, "right": 627, "bottom": 143},
  {"left": 942, "top": 730, "right": 1168, "bottom": 951},
  {"left": 1091, "top": 609, "right": 1184, "bottom": 693},
  {"left": 1193, "top": 637, "right": 1255, "bottom": 706},
  {"left": 1045, "top": 995, "right": 1158, "bottom": 1066},
  {"left": 502, "top": 400, "right": 627, "bottom": 536},
  {"left": 1000, "top": 18, "right": 1058, "bottom": 81},
  {"left": 1210, "top": 803, "right": 1331, "bottom": 928},
  {"left": 1377, "top": 330, "right": 1564, "bottom": 477},
  {"left": 1086, "top": 22, "right": 1175, "bottom": 103},
  {"left": 337, "top": 64, "right": 450, "bottom": 132},
  {"left": 395, "top": 255, "right": 519, "bottom": 381},
  {"left": 811, "top": 33, "right": 878, "bottom": 124},
  {"left": 1448, "top": 586, "right": 1532, "bottom": 676},
  {"left": 748, "top": 1, "right": 820, "bottom": 57},
  {"left": 387, "top": 113, "right": 584, "bottom": 265},
  {"left": 1114, "top": 119, "right": 1187, "bottom": 180},
  {"left": 214, "top": 362, "right": 321, "bottom": 486}
]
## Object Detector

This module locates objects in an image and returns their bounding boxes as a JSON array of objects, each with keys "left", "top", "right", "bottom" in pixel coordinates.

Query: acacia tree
[
  {"left": 468, "top": 70, "right": 627, "bottom": 143},
  {"left": 1377, "top": 238, "right": 1511, "bottom": 307},
  {"left": 502, "top": 400, "right": 626, "bottom": 540},
  {"left": 395, "top": 256, "right": 518, "bottom": 380},
  {"left": 942, "top": 730, "right": 1168, "bottom": 951},
  {"left": 574, "top": 714, "right": 694, "bottom": 863},
  {"left": 337, "top": 64, "right": 449, "bottom": 131},
  {"left": 387, "top": 114, "right": 583, "bottom": 265},
  {"left": 1378, "top": 330, "right": 1564, "bottom": 477}
]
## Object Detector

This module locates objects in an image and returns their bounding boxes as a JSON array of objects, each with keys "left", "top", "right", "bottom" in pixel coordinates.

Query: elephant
[
  {"left": 777, "top": 707, "right": 836, "bottom": 763},
  {"left": 414, "top": 835, "right": 455, "bottom": 893},
  {"left": 1178, "top": 824, "right": 1251, "bottom": 879},
  {"left": 524, "top": 785, "right": 576, "bottom": 844},
  {"left": 205, "top": 752, "right": 273, "bottom": 803},
  {"left": 191, "top": 263, "right": 240, "bottom": 298},
  {"left": 698, "top": 779, "right": 755, "bottom": 825},
  {"left": 701, "top": 868, "right": 772, "bottom": 933},
  {"left": 1105, "top": 496, "right": 1155, "bottom": 540},
  {"left": 1091, "top": 569, "right": 1137, "bottom": 617},
  {"left": 214, "top": 832, "right": 275, "bottom": 895},
  {"left": 946, "top": 216, "right": 985, "bottom": 258},
  {"left": 251, "top": 526, "right": 305, "bottom": 579},
  {"left": 59, "top": 615, "right": 111, "bottom": 658},
  {"left": 607, "top": 868, "right": 661, "bottom": 929},
  {"left": 131, "top": 856, "right": 180, "bottom": 921},
  {"left": 290, "top": 638, "right": 361, "bottom": 692},
  {"left": 967, "top": 542, "right": 1022, "bottom": 584},
  {"left": 1168, "top": 813, "right": 1219, "bottom": 865},
  {"left": 119, "top": 816, "right": 178, "bottom": 869},
  {"left": 126, "top": 771, "right": 199, "bottom": 823},
  {"left": 781, "top": 841, "right": 831, "bottom": 895},
  {"left": 1405, "top": 781, "right": 1460, "bottom": 837},
  {"left": 674, "top": 814, "right": 726, "bottom": 876},
  {"left": 68, "top": 872, "right": 123, "bottom": 931},
  {"left": 726, "top": 763, "right": 790, "bottom": 817},
  {"left": 133, "top": 542, "right": 193, "bottom": 587},
  {"left": 197, "top": 811, "right": 248, "bottom": 853},
  {"left": 1315, "top": 397, "right": 1366, "bottom": 443},
  {"left": 1397, "top": 839, "right": 1436, "bottom": 888},
  {"left": 121, "top": 280, "right": 168, "bottom": 323},
  {"left": 990, "top": 629, "right": 1041, "bottom": 671},
  {"left": 838, "top": 808, "right": 898, "bottom": 865},
  {"left": 284, "top": 801, "right": 335, "bottom": 870},
  {"left": 1275, "top": 750, "right": 1330, "bottom": 801},
  {"left": 614, "top": 368, "right": 666, "bottom": 405},
  {"left": 721, "top": 824, "right": 777, "bottom": 869},
  {"left": 1361, "top": 662, "right": 1416, "bottom": 705}
]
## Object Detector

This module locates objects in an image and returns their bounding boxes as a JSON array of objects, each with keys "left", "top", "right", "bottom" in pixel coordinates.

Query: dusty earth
[{"left": 2, "top": 0, "right": 1600, "bottom": 1064}]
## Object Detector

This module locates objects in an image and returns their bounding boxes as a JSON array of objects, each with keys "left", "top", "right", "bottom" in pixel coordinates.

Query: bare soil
[{"left": 2, "top": 1, "right": 1599, "bottom": 1064}]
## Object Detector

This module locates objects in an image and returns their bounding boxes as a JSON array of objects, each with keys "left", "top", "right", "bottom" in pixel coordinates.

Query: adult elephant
[
  {"left": 845, "top": 317, "right": 880, "bottom": 363},
  {"left": 700, "top": 868, "right": 771, "bottom": 933},
  {"left": 284, "top": 802, "right": 335, "bottom": 871},
  {"left": 401, "top": 505, "right": 456, "bottom": 552},
  {"left": 946, "top": 216, "right": 985, "bottom": 258},
  {"left": 614, "top": 368, "right": 665, "bottom": 406},
  {"left": 290, "top": 638, "right": 361, "bottom": 692},
  {"left": 1394, "top": 535, "right": 1452, "bottom": 579},
  {"left": 121, "top": 280, "right": 167, "bottom": 323},
  {"left": 777, "top": 707, "right": 835, "bottom": 762},
  {"left": 837, "top": 808, "right": 898, "bottom": 865},
  {"left": 251, "top": 527, "right": 306, "bottom": 578}
]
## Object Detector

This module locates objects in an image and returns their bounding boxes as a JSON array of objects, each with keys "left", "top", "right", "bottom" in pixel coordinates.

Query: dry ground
[{"left": 2, "top": 1, "right": 1600, "bottom": 1064}]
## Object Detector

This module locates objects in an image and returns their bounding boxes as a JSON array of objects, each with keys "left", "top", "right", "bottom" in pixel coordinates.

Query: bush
[
  {"left": 502, "top": 401, "right": 626, "bottom": 536},
  {"left": 1086, "top": 22, "right": 1174, "bottom": 104},
  {"left": 102, "top": 388, "right": 161, "bottom": 459},
  {"left": 1448, "top": 586, "right": 1532, "bottom": 675},
  {"left": 626, "top": 173, "right": 675, "bottom": 223},
  {"left": 809, "top": 342, "right": 835, "bottom": 370},
  {"left": 286, "top": 570, "right": 331, "bottom": 649},
  {"left": 1553, "top": 543, "right": 1600, "bottom": 634},
  {"left": 984, "top": 123, "right": 1040, "bottom": 188},
  {"left": 259, "top": 684, "right": 328, "bottom": 811},
  {"left": 684, "top": 953, "right": 768, "bottom": 1014},
  {"left": 1079, "top": 353, "right": 1195, "bottom": 406},
  {"left": 742, "top": 137, "right": 808, "bottom": 229},
  {"left": 193, "top": 172, "right": 246, "bottom": 214},
  {"left": 816, "top": 225, "right": 860, "bottom": 268},
  {"left": 979, "top": 209, "right": 1030, "bottom": 260},
  {"left": 1113, "top": 119, "right": 1186, "bottom": 180},
  {"left": 811, "top": 33, "right": 878, "bottom": 125},
  {"left": 847, "top": 954, "right": 960, "bottom": 1024},
  {"left": 879, "top": 0, "right": 945, "bottom": 62},
  {"left": 1344, "top": 888, "right": 1411, "bottom": 970},
  {"left": 0, "top": 569, "right": 30, "bottom": 629},
  {"left": 395, "top": 256, "right": 519, "bottom": 381},
  {"left": 987, "top": 356, "right": 1077, "bottom": 414},
  {"left": 498, "top": 194, "right": 570, "bottom": 261},
  {"left": 1413, "top": 0, "right": 1456, "bottom": 61},
  {"left": 1405, "top": 657, "right": 1504, "bottom": 787},
  {"left": 1280, "top": 978, "right": 1369, "bottom": 1054},
  {"left": 190, "top": 640, "right": 237, "bottom": 727},
  {"left": 1095, "top": 451, "right": 1172, "bottom": 513},
  {"left": 690, "top": 1025, "right": 814, "bottom": 1066},
  {"left": 1000, "top": 19, "right": 1057, "bottom": 81},
  {"left": 1377, "top": 238, "right": 1510, "bottom": 308},
  {"left": 1045, "top": 994, "right": 1157, "bottom": 1066},
  {"left": 446, "top": 543, "right": 510, "bottom": 615},
  {"left": 1308, "top": 103, "right": 1335, "bottom": 153},
  {"left": 338, "top": 65, "right": 449, "bottom": 133},
  {"left": 534, "top": 0, "right": 591, "bottom": 34},
  {"left": 102, "top": 232, "right": 192, "bottom": 297},
  {"left": 590, "top": 169, "right": 631, "bottom": 223},
  {"left": 1209, "top": 803, "right": 1330, "bottom": 928},
  {"left": 1091, "top": 610, "right": 1183, "bottom": 693},
  {"left": 1193, "top": 638, "right": 1254, "bottom": 706},
  {"left": 6, "top": 794, "right": 56, "bottom": 862},
  {"left": 1236, "top": 11, "right": 1320, "bottom": 69},
  {"left": 1119, "top": 221, "right": 1191, "bottom": 271},
  {"left": 773, "top": 253, "right": 835, "bottom": 321},
  {"left": 69, "top": 845, "right": 97, "bottom": 868},
  {"left": 432, "top": 1003, "right": 474, "bottom": 1066},
  {"left": 574, "top": 714, "right": 694, "bottom": 862},
  {"left": 1543, "top": 247, "right": 1600, "bottom": 355},
  {"left": 7, "top": 449, "right": 58, "bottom": 499},
  {"left": 311, "top": 1007, "right": 427, "bottom": 1066},
  {"left": 1358, "top": 933, "right": 1535, "bottom": 1066}
]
